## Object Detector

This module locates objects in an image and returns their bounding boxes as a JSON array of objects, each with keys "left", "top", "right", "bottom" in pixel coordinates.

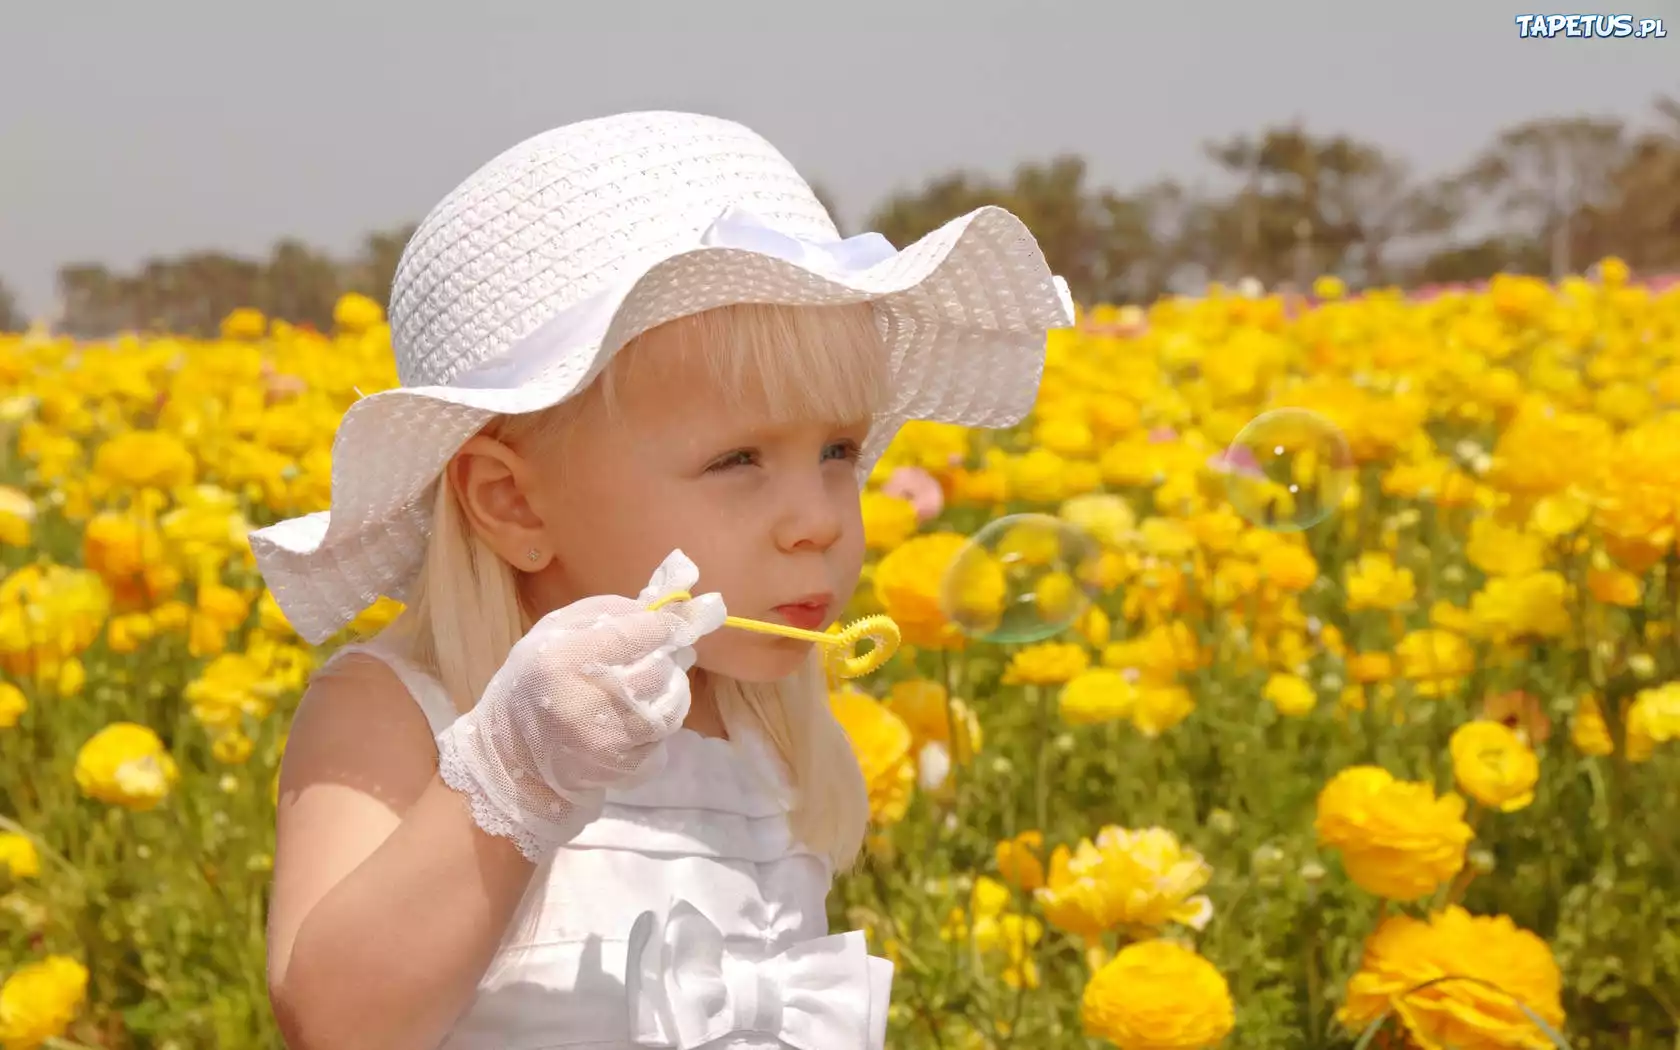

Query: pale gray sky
[{"left": 2, "top": 0, "right": 1675, "bottom": 315}]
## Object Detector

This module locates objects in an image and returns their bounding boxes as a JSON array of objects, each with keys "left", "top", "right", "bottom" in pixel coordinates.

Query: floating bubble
[
  {"left": 1219, "top": 408, "right": 1354, "bottom": 532},
  {"left": 940, "top": 513, "right": 1104, "bottom": 643}
]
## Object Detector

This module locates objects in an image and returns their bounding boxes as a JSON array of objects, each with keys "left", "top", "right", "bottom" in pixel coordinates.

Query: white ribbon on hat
[
  {"left": 448, "top": 206, "right": 901, "bottom": 391},
  {"left": 625, "top": 899, "right": 893, "bottom": 1050}
]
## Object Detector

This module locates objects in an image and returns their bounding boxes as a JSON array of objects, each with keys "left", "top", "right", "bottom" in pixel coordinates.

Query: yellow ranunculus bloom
[
  {"left": 1345, "top": 551, "right": 1415, "bottom": 611},
  {"left": 0, "top": 955, "right": 89, "bottom": 1049},
  {"left": 1080, "top": 939, "right": 1234, "bottom": 1050},
  {"left": 1263, "top": 672, "right": 1317, "bottom": 717},
  {"left": 995, "top": 831, "right": 1045, "bottom": 892},
  {"left": 73, "top": 723, "right": 180, "bottom": 812},
  {"left": 1036, "top": 826, "right": 1213, "bottom": 940},
  {"left": 1315, "top": 765, "right": 1472, "bottom": 901},
  {"left": 872, "top": 532, "right": 971, "bottom": 650},
  {"left": 0, "top": 832, "right": 40, "bottom": 879},
  {"left": 1001, "top": 642, "right": 1091, "bottom": 686},
  {"left": 858, "top": 491, "right": 919, "bottom": 552},
  {"left": 1059, "top": 669, "right": 1138, "bottom": 725},
  {"left": 829, "top": 688, "right": 914, "bottom": 826},
  {"left": 0, "top": 683, "right": 27, "bottom": 729},
  {"left": 1449, "top": 720, "right": 1540, "bottom": 812},
  {"left": 1340, "top": 906, "right": 1564, "bottom": 1050}
]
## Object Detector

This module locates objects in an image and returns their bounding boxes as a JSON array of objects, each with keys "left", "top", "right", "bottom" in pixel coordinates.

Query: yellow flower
[
  {"left": 1627, "top": 682, "right": 1680, "bottom": 762},
  {"left": 1346, "top": 652, "right": 1395, "bottom": 684},
  {"left": 1315, "top": 766, "right": 1473, "bottom": 901},
  {"left": 183, "top": 652, "right": 281, "bottom": 730},
  {"left": 0, "top": 683, "right": 25, "bottom": 729},
  {"left": 333, "top": 291, "right": 386, "bottom": 333},
  {"left": 1345, "top": 551, "right": 1415, "bottom": 611},
  {"left": 90, "top": 430, "right": 196, "bottom": 492},
  {"left": 1255, "top": 542, "right": 1318, "bottom": 592},
  {"left": 1449, "top": 721, "right": 1540, "bottom": 812},
  {"left": 73, "top": 723, "right": 180, "bottom": 812},
  {"left": 959, "top": 876, "right": 1045, "bottom": 990},
  {"left": 1102, "top": 622, "right": 1202, "bottom": 682},
  {"left": 1002, "top": 642, "right": 1090, "bottom": 685},
  {"left": 1313, "top": 274, "right": 1347, "bottom": 300},
  {"left": 212, "top": 730, "right": 255, "bottom": 765},
  {"left": 883, "top": 679, "right": 982, "bottom": 762},
  {"left": 1340, "top": 907, "right": 1564, "bottom": 1050},
  {"left": 1081, "top": 940, "right": 1235, "bottom": 1050},
  {"left": 829, "top": 688, "right": 914, "bottom": 825},
  {"left": 1468, "top": 571, "right": 1571, "bottom": 644},
  {"left": 1571, "top": 696, "right": 1614, "bottom": 756},
  {"left": 1465, "top": 517, "right": 1546, "bottom": 577},
  {"left": 1076, "top": 604, "right": 1112, "bottom": 648},
  {"left": 0, "top": 486, "right": 35, "bottom": 547},
  {"left": 1263, "top": 672, "right": 1316, "bottom": 717},
  {"left": 873, "top": 533, "right": 970, "bottom": 649},
  {"left": 1131, "top": 684, "right": 1196, "bottom": 738},
  {"left": 1530, "top": 491, "right": 1592, "bottom": 538},
  {"left": 1004, "top": 447, "right": 1070, "bottom": 503},
  {"left": 0, "top": 955, "right": 89, "bottom": 1050},
  {"left": 219, "top": 306, "right": 267, "bottom": 340},
  {"left": 1585, "top": 567, "right": 1641, "bottom": 607},
  {"left": 1060, "top": 493, "right": 1136, "bottom": 548},
  {"left": 1395, "top": 629, "right": 1474, "bottom": 697},
  {"left": 859, "top": 491, "right": 919, "bottom": 552},
  {"left": 996, "top": 831, "right": 1045, "bottom": 891},
  {"left": 1036, "top": 826, "right": 1214, "bottom": 940},
  {"left": 258, "top": 590, "right": 298, "bottom": 637},
  {"left": 346, "top": 594, "right": 401, "bottom": 635},
  {"left": 0, "top": 833, "right": 40, "bottom": 880},
  {"left": 1059, "top": 669, "right": 1138, "bottom": 725}
]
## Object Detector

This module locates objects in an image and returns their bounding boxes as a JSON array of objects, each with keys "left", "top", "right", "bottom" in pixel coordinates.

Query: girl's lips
[{"left": 772, "top": 601, "right": 831, "bottom": 631}]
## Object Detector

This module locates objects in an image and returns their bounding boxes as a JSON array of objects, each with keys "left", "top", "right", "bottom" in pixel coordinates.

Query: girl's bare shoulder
[{"left": 279, "top": 652, "right": 439, "bottom": 815}]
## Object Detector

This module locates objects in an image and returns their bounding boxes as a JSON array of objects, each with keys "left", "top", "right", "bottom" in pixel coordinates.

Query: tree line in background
[{"left": 4, "top": 96, "right": 1677, "bottom": 338}]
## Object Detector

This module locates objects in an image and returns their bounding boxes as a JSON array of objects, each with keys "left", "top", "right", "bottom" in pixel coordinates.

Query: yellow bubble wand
[{"left": 647, "top": 591, "right": 901, "bottom": 680}]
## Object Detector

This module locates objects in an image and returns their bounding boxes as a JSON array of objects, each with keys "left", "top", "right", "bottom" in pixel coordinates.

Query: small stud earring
[{"left": 526, "top": 548, "right": 542, "bottom": 564}]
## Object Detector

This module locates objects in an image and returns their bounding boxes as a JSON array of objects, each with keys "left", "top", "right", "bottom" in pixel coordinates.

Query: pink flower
[
  {"left": 881, "top": 466, "right": 944, "bottom": 523},
  {"left": 1206, "top": 444, "right": 1265, "bottom": 480}
]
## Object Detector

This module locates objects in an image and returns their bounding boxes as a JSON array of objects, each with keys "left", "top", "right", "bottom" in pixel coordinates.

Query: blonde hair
[{"left": 380, "top": 302, "right": 887, "bottom": 872}]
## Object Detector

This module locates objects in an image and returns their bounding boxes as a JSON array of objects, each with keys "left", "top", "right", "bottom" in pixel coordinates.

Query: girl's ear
[{"left": 447, "top": 434, "right": 553, "bottom": 572}]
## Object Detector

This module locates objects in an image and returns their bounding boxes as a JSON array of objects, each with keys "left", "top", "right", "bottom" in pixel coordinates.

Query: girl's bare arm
[{"left": 265, "top": 656, "right": 537, "bottom": 1050}]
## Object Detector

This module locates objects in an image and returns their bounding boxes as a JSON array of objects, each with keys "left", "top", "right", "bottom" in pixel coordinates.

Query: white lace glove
[{"left": 435, "top": 549, "right": 726, "bottom": 863}]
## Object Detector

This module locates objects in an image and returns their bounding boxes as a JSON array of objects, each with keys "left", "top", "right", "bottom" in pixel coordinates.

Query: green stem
[{"left": 1032, "top": 684, "right": 1051, "bottom": 836}]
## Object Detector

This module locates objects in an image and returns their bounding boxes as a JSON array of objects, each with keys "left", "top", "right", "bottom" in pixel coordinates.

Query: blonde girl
[{"left": 251, "top": 110, "right": 1070, "bottom": 1050}]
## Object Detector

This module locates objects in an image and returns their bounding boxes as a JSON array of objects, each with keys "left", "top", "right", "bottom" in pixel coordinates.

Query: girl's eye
[
  {"left": 823, "top": 440, "right": 862, "bottom": 463},
  {"left": 706, "top": 449, "right": 758, "bottom": 472}
]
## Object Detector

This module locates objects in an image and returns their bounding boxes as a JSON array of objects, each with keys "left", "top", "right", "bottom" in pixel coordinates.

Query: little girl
[{"left": 250, "top": 110, "right": 1071, "bottom": 1050}]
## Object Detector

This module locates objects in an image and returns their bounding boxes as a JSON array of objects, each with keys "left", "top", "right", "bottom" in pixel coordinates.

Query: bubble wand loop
[{"left": 647, "top": 590, "right": 901, "bottom": 679}]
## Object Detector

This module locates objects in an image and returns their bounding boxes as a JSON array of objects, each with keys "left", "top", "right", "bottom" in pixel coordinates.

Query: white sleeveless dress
[{"left": 324, "top": 642, "right": 893, "bottom": 1050}]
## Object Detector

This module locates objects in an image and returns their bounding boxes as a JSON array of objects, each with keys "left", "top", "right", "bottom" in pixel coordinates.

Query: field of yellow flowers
[{"left": 3, "top": 269, "right": 1680, "bottom": 1049}]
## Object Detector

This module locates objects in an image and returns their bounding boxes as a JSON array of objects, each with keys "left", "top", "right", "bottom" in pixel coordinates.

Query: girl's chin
[{"left": 696, "top": 635, "right": 817, "bottom": 684}]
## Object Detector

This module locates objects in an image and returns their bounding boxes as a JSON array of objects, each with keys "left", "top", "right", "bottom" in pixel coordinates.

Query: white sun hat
[{"left": 249, "top": 110, "right": 1073, "bottom": 645}]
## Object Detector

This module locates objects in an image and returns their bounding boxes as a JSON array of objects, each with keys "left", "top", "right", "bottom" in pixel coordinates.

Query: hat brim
[{"left": 249, "top": 204, "right": 1070, "bottom": 644}]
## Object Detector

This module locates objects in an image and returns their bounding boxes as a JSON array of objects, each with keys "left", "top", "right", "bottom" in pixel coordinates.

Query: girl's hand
[{"left": 434, "top": 550, "right": 725, "bottom": 862}]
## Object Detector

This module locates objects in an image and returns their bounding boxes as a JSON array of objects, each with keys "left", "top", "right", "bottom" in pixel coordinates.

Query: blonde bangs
[{"left": 603, "top": 301, "right": 890, "bottom": 428}]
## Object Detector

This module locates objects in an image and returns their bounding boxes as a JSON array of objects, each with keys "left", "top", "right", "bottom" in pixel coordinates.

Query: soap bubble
[
  {"left": 940, "top": 514, "right": 1103, "bottom": 643},
  {"left": 1219, "top": 408, "right": 1354, "bottom": 532}
]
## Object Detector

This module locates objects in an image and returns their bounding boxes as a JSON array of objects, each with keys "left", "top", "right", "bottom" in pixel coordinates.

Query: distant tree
[
  {"left": 0, "top": 277, "right": 22, "bottom": 331},
  {"left": 1199, "top": 125, "right": 1447, "bottom": 289},
  {"left": 347, "top": 224, "right": 419, "bottom": 311},
  {"left": 1451, "top": 115, "right": 1627, "bottom": 279},
  {"left": 1575, "top": 96, "right": 1680, "bottom": 272},
  {"left": 866, "top": 157, "right": 1176, "bottom": 305}
]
